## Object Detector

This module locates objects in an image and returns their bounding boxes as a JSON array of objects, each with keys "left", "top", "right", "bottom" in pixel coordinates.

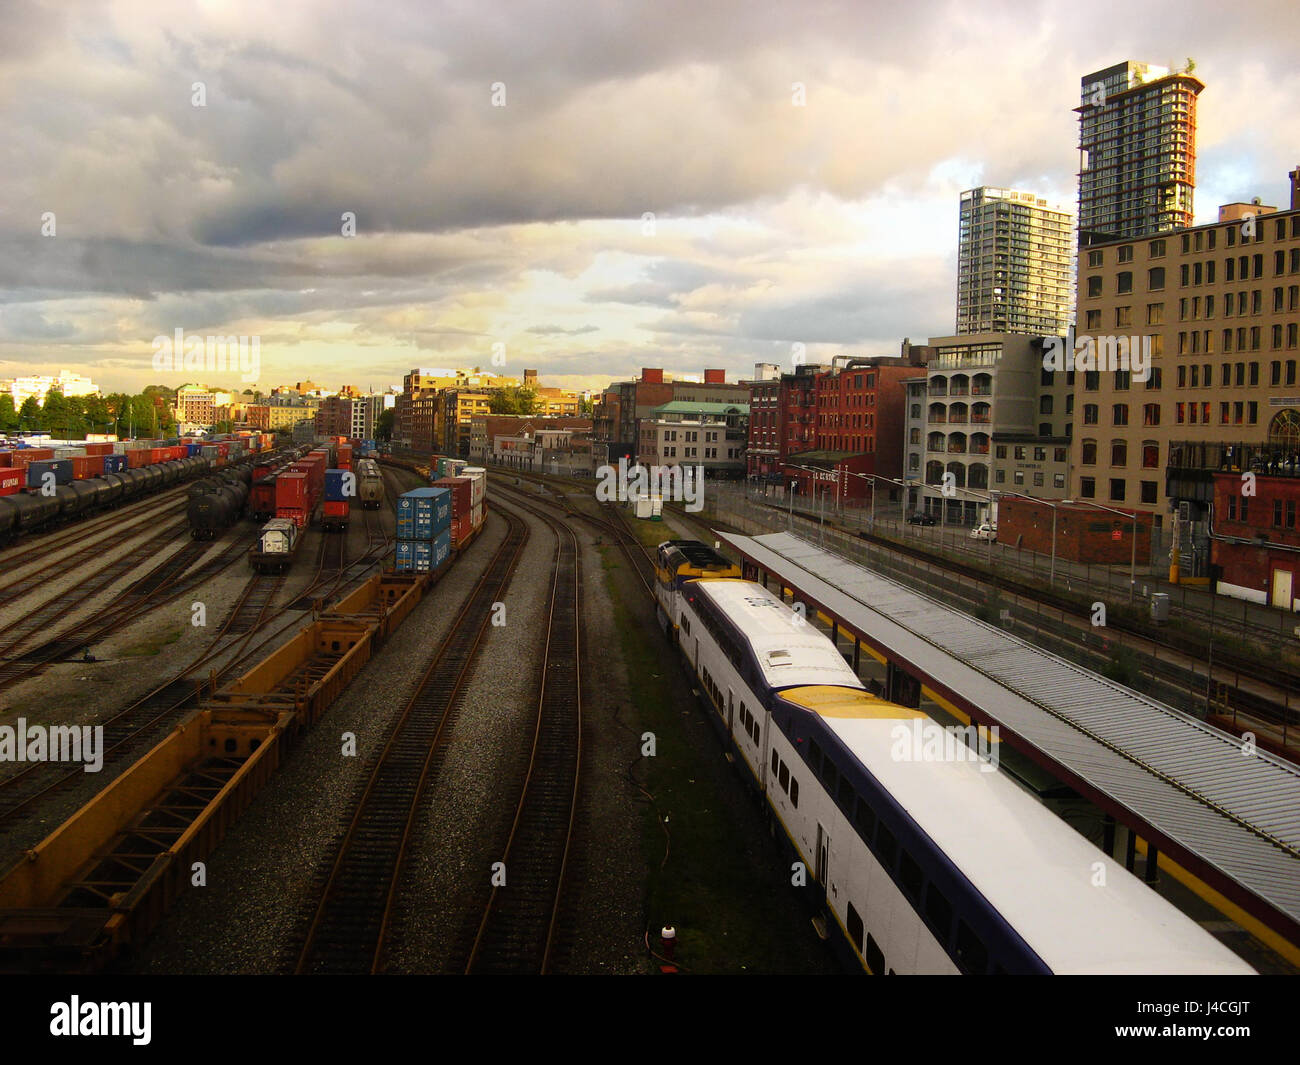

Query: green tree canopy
[
  {"left": 18, "top": 395, "right": 42, "bottom": 431},
  {"left": 375, "top": 408, "right": 394, "bottom": 441},
  {"left": 0, "top": 394, "right": 17, "bottom": 432},
  {"left": 489, "top": 386, "right": 540, "bottom": 415}
]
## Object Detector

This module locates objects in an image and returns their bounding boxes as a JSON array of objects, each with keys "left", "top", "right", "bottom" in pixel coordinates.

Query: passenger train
[{"left": 654, "top": 540, "right": 1254, "bottom": 975}]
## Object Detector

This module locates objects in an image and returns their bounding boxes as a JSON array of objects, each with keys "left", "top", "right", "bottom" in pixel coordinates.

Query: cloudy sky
[{"left": 2, "top": 0, "right": 1298, "bottom": 396}]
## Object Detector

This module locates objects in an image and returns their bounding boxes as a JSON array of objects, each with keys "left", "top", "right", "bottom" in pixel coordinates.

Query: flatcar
[{"left": 661, "top": 562, "right": 1255, "bottom": 975}]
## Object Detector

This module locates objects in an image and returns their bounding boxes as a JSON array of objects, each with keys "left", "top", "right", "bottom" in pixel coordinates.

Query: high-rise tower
[
  {"left": 956, "top": 187, "right": 1073, "bottom": 336},
  {"left": 1076, "top": 61, "right": 1204, "bottom": 246}
]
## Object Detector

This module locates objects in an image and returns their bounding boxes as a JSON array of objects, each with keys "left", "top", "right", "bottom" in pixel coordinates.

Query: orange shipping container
[{"left": 71, "top": 456, "right": 100, "bottom": 480}]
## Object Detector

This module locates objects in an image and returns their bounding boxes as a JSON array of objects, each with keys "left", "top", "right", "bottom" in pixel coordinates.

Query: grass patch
[
  {"left": 121, "top": 627, "right": 184, "bottom": 657},
  {"left": 602, "top": 547, "right": 829, "bottom": 974}
]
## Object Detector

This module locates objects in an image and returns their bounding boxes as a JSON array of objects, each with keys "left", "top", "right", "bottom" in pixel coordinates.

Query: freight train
[
  {"left": 0, "top": 453, "right": 213, "bottom": 545},
  {"left": 248, "top": 445, "right": 336, "bottom": 572},
  {"left": 654, "top": 542, "right": 1255, "bottom": 976}
]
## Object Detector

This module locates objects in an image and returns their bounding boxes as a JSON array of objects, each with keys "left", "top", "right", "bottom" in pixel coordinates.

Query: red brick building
[
  {"left": 747, "top": 365, "right": 820, "bottom": 479},
  {"left": 595, "top": 368, "right": 748, "bottom": 466},
  {"left": 813, "top": 357, "right": 927, "bottom": 479},
  {"left": 784, "top": 450, "right": 875, "bottom": 502},
  {"left": 1211, "top": 470, "right": 1300, "bottom": 609},
  {"left": 996, "top": 497, "right": 1152, "bottom": 564}
]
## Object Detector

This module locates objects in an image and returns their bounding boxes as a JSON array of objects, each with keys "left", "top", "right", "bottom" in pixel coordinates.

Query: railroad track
[
  {"left": 0, "top": 525, "right": 254, "bottom": 691},
  {"left": 0, "top": 498, "right": 190, "bottom": 606},
  {"left": 292, "top": 508, "right": 531, "bottom": 974},
  {"left": 461, "top": 489, "right": 583, "bottom": 974},
  {"left": 0, "top": 569, "right": 293, "bottom": 827}
]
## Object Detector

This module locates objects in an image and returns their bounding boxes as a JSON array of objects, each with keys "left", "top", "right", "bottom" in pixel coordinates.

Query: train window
[
  {"left": 875, "top": 823, "right": 898, "bottom": 869},
  {"left": 854, "top": 798, "right": 875, "bottom": 840},
  {"left": 771, "top": 750, "right": 779, "bottom": 775},
  {"left": 925, "top": 885, "right": 954, "bottom": 943},
  {"left": 956, "top": 921, "right": 989, "bottom": 975},
  {"left": 778, "top": 762, "right": 790, "bottom": 792},
  {"left": 836, "top": 775, "right": 853, "bottom": 811},
  {"left": 808, "top": 739, "right": 822, "bottom": 775},
  {"left": 846, "top": 903, "right": 865, "bottom": 953},
  {"left": 820, "top": 757, "right": 836, "bottom": 792},
  {"left": 865, "top": 935, "right": 885, "bottom": 975},
  {"left": 789, "top": 777, "right": 798, "bottom": 807},
  {"left": 899, "top": 851, "right": 923, "bottom": 901}
]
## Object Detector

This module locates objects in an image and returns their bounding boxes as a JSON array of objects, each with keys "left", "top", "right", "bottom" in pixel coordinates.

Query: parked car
[
  {"left": 969, "top": 522, "right": 998, "bottom": 541},
  {"left": 907, "top": 512, "right": 937, "bottom": 526}
]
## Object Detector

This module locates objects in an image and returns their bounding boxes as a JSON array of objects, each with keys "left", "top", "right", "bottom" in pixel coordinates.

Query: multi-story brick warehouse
[
  {"left": 1076, "top": 61, "right": 1204, "bottom": 246},
  {"left": 746, "top": 364, "right": 822, "bottom": 479},
  {"left": 1070, "top": 170, "right": 1300, "bottom": 530},
  {"left": 812, "top": 355, "right": 928, "bottom": 479}
]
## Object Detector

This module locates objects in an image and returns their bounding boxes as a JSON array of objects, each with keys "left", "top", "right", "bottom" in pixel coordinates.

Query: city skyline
[{"left": 2, "top": 1, "right": 1298, "bottom": 395}]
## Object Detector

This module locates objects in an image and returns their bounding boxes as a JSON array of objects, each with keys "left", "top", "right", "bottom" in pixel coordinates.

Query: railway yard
[{"left": 0, "top": 442, "right": 1296, "bottom": 978}]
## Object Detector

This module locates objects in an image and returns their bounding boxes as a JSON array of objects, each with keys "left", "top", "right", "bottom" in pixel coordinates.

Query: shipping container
[
  {"left": 71, "top": 455, "right": 101, "bottom": 480},
  {"left": 101, "top": 453, "right": 128, "bottom": 474},
  {"left": 324, "top": 468, "right": 353, "bottom": 502},
  {"left": 461, "top": 467, "right": 486, "bottom": 507},
  {"left": 26, "top": 459, "right": 73, "bottom": 488},
  {"left": 0, "top": 469, "right": 23, "bottom": 495},
  {"left": 393, "top": 528, "right": 450, "bottom": 573},
  {"left": 431, "top": 476, "right": 472, "bottom": 519},
  {"left": 395, "top": 486, "right": 450, "bottom": 540},
  {"left": 83, "top": 442, "right": 113, "bottom": 457},
  {"left": 321, "top": 498, "right": 350, "bottom": 532},
  {"left": 275, "top": 472, "right": 313, "bottom": 528},
  {"left": 0, "top": 451, "right": 12, "bottom": 468},
  {"left": 257, "top": 519, "right": 297, "bottom": 555},
  {"left": 53, "top": 447, "right": 85, "bottom": 460}
]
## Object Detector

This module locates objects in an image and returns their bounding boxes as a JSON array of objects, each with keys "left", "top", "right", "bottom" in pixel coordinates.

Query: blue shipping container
[
  {"left": 26, "top": 459, "right": 72, "bottom": 488},
  {"left": 325, "top": 468, "right": 352, "bottom": 502},
  {"left": 395, "top": 487, "right": 450, "bottom": 540},
  {"left": 433, "top": 528, "right": 451, "bottom": 569},
  {"left": 102, "top": 453, "right": 129, "bottom": 473},
  {"left": 186, "top": 443, "right": 202, "bottom": 456},
  {"left": 394, "top": 539, "right": 433, "bottom": 573}
]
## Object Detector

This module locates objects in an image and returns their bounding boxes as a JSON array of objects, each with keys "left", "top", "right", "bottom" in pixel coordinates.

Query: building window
[
  {"left": 1110, "top": 479, "right": 1126, "bottom": 502},
  {"left": 1087, "top": 276, "right": 1102, "bottom": 298},
  {"left": 1140, "top": 481, "right": 1158, "bottom": 504},
  {"left": 1111, "top": 441, "right": 1127, "bottom": 467},
  {"left": 1117, "top": 272, "right": 1133, "bottom": 295},
  {"left": 1148, "top": 267, "right": 1165, "bottom": 291},
  {"left": 1080, "top": 477, "right": 1096, "bottom": 499}
]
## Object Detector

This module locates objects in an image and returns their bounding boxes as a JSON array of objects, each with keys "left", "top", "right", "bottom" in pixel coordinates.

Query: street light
[{"left": 1061, "top": 497, "right": 1141, "bottom": 605}]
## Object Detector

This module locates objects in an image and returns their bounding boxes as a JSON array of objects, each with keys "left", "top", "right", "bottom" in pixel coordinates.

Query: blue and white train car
[{"left": 670, "top": 576, "right": 1255, "bottom": 975}]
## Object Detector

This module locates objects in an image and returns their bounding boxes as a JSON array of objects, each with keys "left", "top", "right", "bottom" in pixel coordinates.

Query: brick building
[
  {"left": 996, "top": 497, "right": 1152, "bottom": 564},
  {"left": 747, "top": 364, "right": 822, "bottom": 479},
  {"left": 594, "top": 368, "right": 749, "bottom": 467},
  {"left": 812, "top": 355, "right": 928, "bottom": 478}
]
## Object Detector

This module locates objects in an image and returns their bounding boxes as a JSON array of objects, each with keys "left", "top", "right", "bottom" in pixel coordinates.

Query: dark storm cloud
[{"left": 2, "top": 0, "right": 1297, "bottom": 390}]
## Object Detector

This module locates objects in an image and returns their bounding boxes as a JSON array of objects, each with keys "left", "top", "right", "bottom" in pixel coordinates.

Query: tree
[
  {"left": 376, "top": 408, "right": 394, "bottom": 441},
  {"left": 42, "top": 386, "right": 68, "bottom": 437},
  {"left": 18, "top": 396, "right": 42, "bottom": 432},
  {"left": 489, "top": 386, "right": 541, "bottom": 415},
  {"left": 579, "top": 396, "right": 594, "bottom": 417},
  {"left": 0, "top": 394, "right": 16, "bottom": 432}
]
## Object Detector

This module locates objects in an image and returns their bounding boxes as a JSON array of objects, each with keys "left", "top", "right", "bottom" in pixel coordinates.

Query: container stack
[
  {"left": 394, "top": 486, "right": 451, "bottom": 573},
  {"left": 322, "top": 468, "right": 352, "bottom": 532}
]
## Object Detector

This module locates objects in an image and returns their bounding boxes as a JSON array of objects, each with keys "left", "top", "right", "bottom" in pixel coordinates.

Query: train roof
[
  {"left": 693, "top": 580, "right": 865, "bottom": 693},
  {"left": 782, "top": 691, "right": 1255, "bottom": 974},
  {"left": 660, "top": 539, "right": 732, "bottom": 568}
]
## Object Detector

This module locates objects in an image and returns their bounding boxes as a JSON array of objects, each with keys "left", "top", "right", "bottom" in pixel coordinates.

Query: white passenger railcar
[{"left": 668, "top": 574, "right": 1254, "bottom": 975}]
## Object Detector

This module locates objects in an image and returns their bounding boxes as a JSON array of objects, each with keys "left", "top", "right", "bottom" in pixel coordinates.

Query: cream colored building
[{"left": 1070, "top": 175, "right": 1300, "bottom": 526}]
